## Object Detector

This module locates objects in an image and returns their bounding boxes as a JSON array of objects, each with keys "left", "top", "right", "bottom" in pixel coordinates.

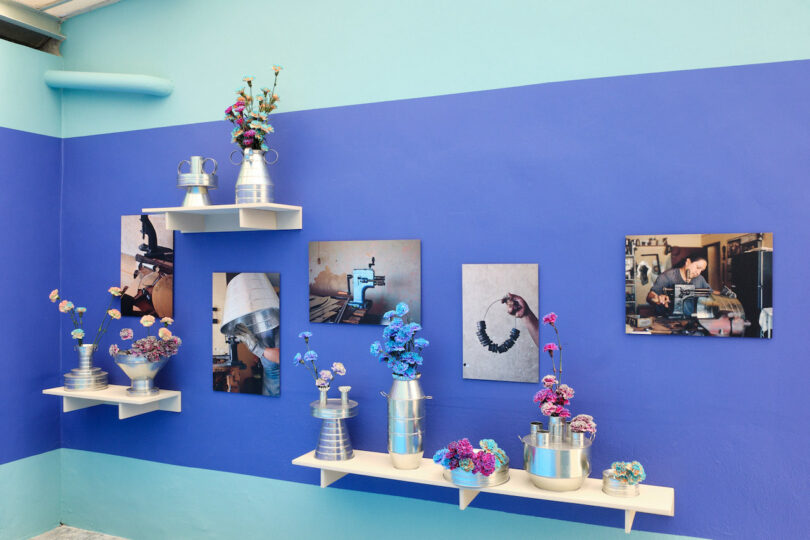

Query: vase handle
[
  {"left": 263, "top": 148, "right": 279, "bottom": 165},
  {"left": 229, "top": 149, "right": 244, "bottom": 165},
  {"left": 425, "top": 395, "right": 433, "bottom": 399},
  {"left": 202, "top": 157, "right": 218, "bottom": 174},
  {"left": 380, "top": 391, "right": 388, "bottom": 399},
  {"left": 177, "top": 159, "right": 190, "bottom": 175}
]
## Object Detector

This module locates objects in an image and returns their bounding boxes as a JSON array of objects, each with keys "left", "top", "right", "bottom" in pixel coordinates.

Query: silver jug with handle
[
  {"left": 230, "top": 147, "right": 279, "bottom": 204},
  {"left": 381, "top": 374, "right": 432, "bottom": 469},
  {"left": 177, "top": 155, "right": 217, "bottom": 207}
]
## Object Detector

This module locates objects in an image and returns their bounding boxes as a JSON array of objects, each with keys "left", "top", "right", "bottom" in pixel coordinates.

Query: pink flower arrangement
[
  {"left": 225, "top": 68, "right": 282, "bottom": 151},
  {"left": 433, "top": 438, "right": 508, "bottom": 476},
  {"left": 570, "top": 414, "right": 597, "bottom": 435},
  {"left": 113, "top": 316, "right": 181, "bottom": 362}
]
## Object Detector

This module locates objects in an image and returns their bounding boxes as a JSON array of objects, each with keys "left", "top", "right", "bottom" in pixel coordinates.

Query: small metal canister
[{"left": 602, "top": 469, "right": 640, "bottom": 497}]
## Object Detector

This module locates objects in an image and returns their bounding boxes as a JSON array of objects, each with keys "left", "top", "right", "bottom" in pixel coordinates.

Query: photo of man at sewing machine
[
  {"left": 212, "top": 272, "right": 281, "bottom": 396},
  {"left": 625, "top": 233, "right": 773, "bottom": 338},
  {"left": 120, "top": 214, "right": 174, "bottom": 319},
  {"left": 309, "top": 240, "right": 421, "bottom": 325}
]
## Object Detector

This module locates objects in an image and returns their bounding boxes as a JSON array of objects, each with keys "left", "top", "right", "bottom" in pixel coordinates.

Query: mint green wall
[
  {"left": 59, "top": 449, "right": 700, "bottom": 540},
  {"left": 0, "top": 39, "right": 62, "bottom": 136},
  {"left": 60, "top": 0, "right": 810, "bottom": 137},
  {"left": 0, "top": 451, "right": 61, "bottom": 540}
]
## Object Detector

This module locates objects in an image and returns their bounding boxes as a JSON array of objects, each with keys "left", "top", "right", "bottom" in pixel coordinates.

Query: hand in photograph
[
  {"left": 233, "top": 324, "right": 265, "bottom": 358},
  {"left": 504, "top": 293, "right": 539, "bottom": 347}
]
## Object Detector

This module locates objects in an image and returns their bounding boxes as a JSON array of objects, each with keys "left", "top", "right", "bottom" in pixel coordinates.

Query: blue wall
[{"left": 56, "top": 59, "right": 810, "bottom": 539}]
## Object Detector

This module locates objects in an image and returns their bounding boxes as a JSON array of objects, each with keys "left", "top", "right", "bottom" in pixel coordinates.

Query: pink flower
[
  {"left": 49, "top": 289, "right": 59, "bottom": 302},
  {"left": 161, "top": 317, "right": 174, "bottom": 326},
  {"left": 540, "top": 401, "right": 558, "bottom": 416},
  {"left": 108, "top": 286, "right": 122, "bottom": 296},
  {"left": 120, "top": 328, "right": 134, "bottom": 340},
  {"left": 542, "top": 374, "right": 557, "bottom": 388},
  {"left": 58, "top": 300, "right": 74, "bottom": 313},
  {"left": 236, "top": 117, "right": 244, "bottom": 125},
  {"left": 107, "top": 309, "right": 121, "bottom": 320},
  {"left": 109, "top": 344, "right": 119, "bottom": 357},
  {"left": 543, "top": 343, "right": 559, "bottom": 357},
  {"left": 570, "top": 414, "right": 597, "bottom": 434},
  {"left": 557, "top": 384, "right": 574, "bottom": 400},
  {"left": 225, "top": 106, "right": 233, "bottom": 114},
  {"left": 158, "top": 327, "right": 172, "bottom": 340},
  {"left": 542, "top": 312, "right": 557, "bottom": 325},
  {"left": 140, "top": 315, "right": 155, "bottom": 327},
  {"left": 557, "top": 407, "right": 572, "bottom": 418}
]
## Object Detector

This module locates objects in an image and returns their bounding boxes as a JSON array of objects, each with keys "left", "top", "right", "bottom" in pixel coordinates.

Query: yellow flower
[
  {"left": 272, "top": 65, "right": 282, "bottom": 73},
  {"left": 108, "top": 286, "right": 122, "bottom": 296},
  {"left": 49, "top": 289, "right": 59, "bottom": 302},
  {"left": 140, "top": 315, "right": 156, "bottom": 327},
  {"left": 158, "top": 327, "right": 172, "bottom": 340},
  {"left": 107, "top": 309, "right": 121, "bottom": 320}
]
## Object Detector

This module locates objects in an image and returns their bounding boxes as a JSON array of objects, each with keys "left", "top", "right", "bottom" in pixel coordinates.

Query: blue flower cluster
[
  {"left": 611, "top": 460, "right": 646, "bottom": 485},
  {"left": 370, "top": 302, "right": 429, "bottom": 380}
]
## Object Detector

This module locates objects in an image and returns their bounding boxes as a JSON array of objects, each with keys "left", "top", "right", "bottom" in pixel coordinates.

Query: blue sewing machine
[{"left": 347, "top": 257, "right": 386, "bottom": 308}]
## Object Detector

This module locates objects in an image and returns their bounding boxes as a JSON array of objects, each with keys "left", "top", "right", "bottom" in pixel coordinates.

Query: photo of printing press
[
  {"left": 212, "top": 273, "right": 281, "bottom": 396},
  {"left": 120, "top": 214, "right": 174, "bottom": 318},
  {"left": 625, "top": 233, "right": 772, "bottom": 338},
  {"left": 309, "top": 240, "right": 421, "bottom": 325}
]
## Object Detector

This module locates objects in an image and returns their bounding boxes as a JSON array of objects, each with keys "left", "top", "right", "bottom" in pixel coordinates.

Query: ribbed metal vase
[
  {"left": 234, "top": 148, "right": 276, "bottom": 204},
  {"left": 64, "top": 344, "right": 108, "bottom": 391},
  {"left": 310, "top": 388, "right": 358, "bottom": 461},
  {"left": 384, "top": 375, "right": 428, "bottom": 469}
]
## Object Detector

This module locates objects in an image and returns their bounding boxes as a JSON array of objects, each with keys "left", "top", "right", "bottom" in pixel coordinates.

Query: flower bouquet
[
  {"left": 225, "top": 67, "right": 282, "bottom": 152},
  {"left": 369, "top": 302, "right": 428, "bottom": 380},
  {"left": 602, "top": 461, "right": 646, "bottom": 497},
  {"left": 294, "top": 331, "right": 346, "bottom": 399},
  {"left": 49, "top": 286, "right": 126, "bottom": 390},
  {"left": 433, "top": 438, "right": 510, "bottom": 488},
  {"left": 110, "top": 315, "right": 181, "bottom": 395}
]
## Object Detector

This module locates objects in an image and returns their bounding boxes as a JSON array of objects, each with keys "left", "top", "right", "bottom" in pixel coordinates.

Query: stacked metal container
[
  {"left": 521, "top": 416, "right": 592, "bottom": 491},
  {"left": 383, "top": 376, "right": 429, "bottom": 469}
]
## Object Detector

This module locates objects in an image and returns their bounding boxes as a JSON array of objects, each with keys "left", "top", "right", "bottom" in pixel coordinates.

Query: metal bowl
[{"left": 442, "top": 454, "right": 510, "bottom": 488}]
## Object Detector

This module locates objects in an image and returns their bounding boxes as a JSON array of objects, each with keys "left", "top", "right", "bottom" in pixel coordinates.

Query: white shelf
[
  {"left": 142, "top": 203, "right": 302, "bottom": 233},
  {"left": 43, "top": 385, "right": 181, "bottom": 419},
  {"left": 292, "top": 450, "right": 674, "bottom": 533}
]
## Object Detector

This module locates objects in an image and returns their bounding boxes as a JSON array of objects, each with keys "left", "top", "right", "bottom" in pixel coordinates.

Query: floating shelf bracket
[
  {"left": 43, "top": 385, "right": 181, "bottom": 419},
  {"left": 45, "top": 71, "right": 173, "bottom": 96},
  {"left": 292, "top": 450, "right": 674, "bottom": 534}
]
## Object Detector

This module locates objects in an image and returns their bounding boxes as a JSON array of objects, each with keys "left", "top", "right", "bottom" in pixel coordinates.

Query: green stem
[{"left": 553, "top": 325, "right": 563, "bottom": 385}]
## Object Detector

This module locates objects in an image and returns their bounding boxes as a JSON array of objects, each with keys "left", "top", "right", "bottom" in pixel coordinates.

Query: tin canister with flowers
[
  {"left": 49, "top": 286, "right": 127, "bottom": 391},
  {"left": 370, "top": 302, "right": 432, "bottom": 470},
  {"left": 110, "top": 315, "right": 181, "bottom": 396},
  {"left": 521, "top": 312, "right": 598, "bottom": 491}
]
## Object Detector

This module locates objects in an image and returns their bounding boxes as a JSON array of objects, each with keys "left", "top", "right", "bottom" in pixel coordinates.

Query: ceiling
[{"left": 10, "top": 0, "right": 120, "bottom": 19}]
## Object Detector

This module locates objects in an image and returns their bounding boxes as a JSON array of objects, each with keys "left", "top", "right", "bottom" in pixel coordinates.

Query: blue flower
[
  {"left": 404, "top": 365, "right": 416, "bottom": 379},
  {"left": 370, "top": 341, "right": 383, "bottom": 356},
  {"left": 414, "top": 338, "right": 429, "bottom": 349},
  {"left": 298, "top": 331, "right": 312, "bottom": 339},
  {"left": 382, "top": 310, "right": 396, "bottom": 321},
  {"left": 406, "top": 322, "right": 422, "bottom": 333},
  {"left": 394, "top": 329, "right": 411, "bottom": 345},
  {"left": 433, "top": 448, "right": 449, "bottom": 464},
  {"left": 391, "top": 360, "right": 408, "bottom": 375},
  {"left": 395, "top": 302, "right": 409, "bottom": 316},
  {"left": 303, "top": 350, "right": 318, "bottom": 363},
  {"left": 293, "top": 352, "right": 303, "bottom": 365},
  {"left": 384, "top": 340, "right": 404, "bottom": 353}
]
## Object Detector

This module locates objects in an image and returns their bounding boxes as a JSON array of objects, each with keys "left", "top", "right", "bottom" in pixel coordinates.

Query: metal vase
[
  {"left": 232, "top": 148, "right": 278, "bottom": 204},
  {"left": 114, "top": 353, "right": 169, "bottom": 395},
  {"left": 602, "top": 469, "right": 640, "bottom": 497},
  {"left": 384, "top": 375, "right": 429, "bottom": 469},
  {"left": 522, "top": 416, "right": 592, "bottom": 492},
  {"left": 310, "top": 390, "right": 358, "bottom": 461},
  {"left": 443, "top": 454, "right": 510, "bottom": 488},
  {"left": 64, "top": 344, "right": 108, "bottom": 391}
]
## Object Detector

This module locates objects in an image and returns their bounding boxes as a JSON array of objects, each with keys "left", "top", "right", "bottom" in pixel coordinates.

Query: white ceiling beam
[
  {"left": 0, "top": 0, "right": 63, "bottom": 40},
  {"left": 45, "top": 0, "right": 120, "bottom": 19}
]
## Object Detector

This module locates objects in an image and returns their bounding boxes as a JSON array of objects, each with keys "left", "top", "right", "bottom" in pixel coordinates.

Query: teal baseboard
[
  {"left": 59, "top": 449, "right": 699, "bottom": 540},
  {"left": 0, "top": 451, "right": 61, "bottom": 540}
]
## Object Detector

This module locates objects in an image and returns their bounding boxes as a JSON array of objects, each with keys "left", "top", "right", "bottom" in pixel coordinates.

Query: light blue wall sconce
[{"left": 44, "top": 70, "right": 173, "bottom": 96}]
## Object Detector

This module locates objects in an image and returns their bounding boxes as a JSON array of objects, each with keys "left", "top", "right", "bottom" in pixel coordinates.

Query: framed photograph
[
  {"left": 462, "top": 264, "right": 539, "bottom": 383},
  {"left": 120, "top": 214, "right": 174, "bottom": 318},
  {"left": 212, "top": 272, "right": 280, "bottom": 396},
  {"left": 625, "top": 233, "right": 772, "bottom": 338},
  {"left": 309, "top": 240, "right": 421, "bottom": 325}
]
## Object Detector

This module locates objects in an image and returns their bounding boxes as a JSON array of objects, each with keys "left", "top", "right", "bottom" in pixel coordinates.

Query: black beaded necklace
[{"left": 475, "top": 297, "right": 520, "bottom": 353}]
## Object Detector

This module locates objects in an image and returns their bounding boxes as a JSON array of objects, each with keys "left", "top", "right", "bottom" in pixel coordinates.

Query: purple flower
[
  {"left": 541, "top": 374, "right": 557, "bottom": 388},
  {"left": 303, "top": 350, "right": 318, "bottom": 363},
  {"left": 293, "top": 352, "right": 303, "bottom": 365},
  {"left": 533, "top": 388, "right": 556, "bottom": 403},
  {"left": 319, "top": 370, "right": 333, "bottom": 381},
  {"left": 542, "top": 312, "right": 558, "bottom": 325},
  {"left": 298, "top": 331, "right": 312, "bottom": 339}
]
